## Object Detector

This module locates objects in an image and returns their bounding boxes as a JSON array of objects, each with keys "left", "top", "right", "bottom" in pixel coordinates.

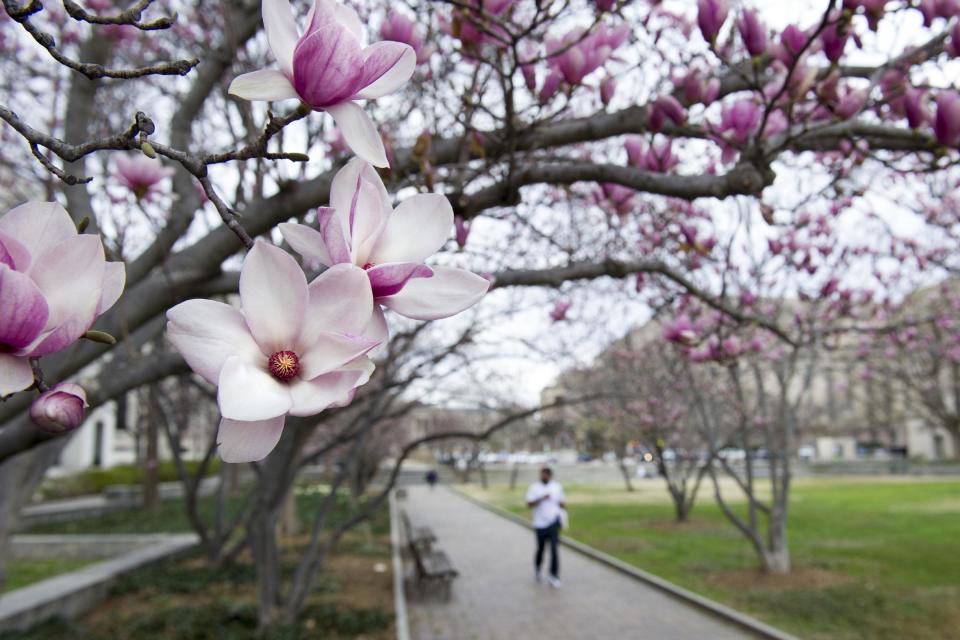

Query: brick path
[{"left": 402, "top": 486, "right": 758, "bottom": 640}]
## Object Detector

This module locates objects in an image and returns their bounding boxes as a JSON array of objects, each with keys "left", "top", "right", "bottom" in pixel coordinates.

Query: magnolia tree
[
  {"left": 588, "top": 338, "right": 729, "bottom": 519},
  {"left": 0, "top": 0, "right": 959, "bottom": 611},
  {"left": 868, "top": 281, "right": 960, "bottom": 456}
]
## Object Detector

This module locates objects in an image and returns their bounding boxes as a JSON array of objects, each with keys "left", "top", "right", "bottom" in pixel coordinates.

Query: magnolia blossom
[
  {"left": 737, "top": 9, "right": 766, "bottom": 57},
  {"left": 450, "top": 0, "right": 513, "bottom": 51},
  {"left": 662, "top": 316, "right": 698, "bottom": 345},
  {"left": 648, "top": 95, "right": 686, "bottom": 132},
  {"left": 113, "top": 153, "right": 174, "bottom": 200},
  {"left": 544, "top": 23, "right": 630, "bottom": 87},
  {"left": 714, "top": 99, "right": 762, "bottom": 163},
  {"left": 166, "top": 242, "right": 381, "bottom": 462},
  {"left": 280, "top": 158, "right": 489, "bottom": 322},
  {"left": 697, "top": 0, "right": 728, "bottom": 44},
  {"left": 380, "top": 11, "right": 431, "bottom": 65},
  {"left": 934, "top": 92, "right": 960, "bottom": 147},
  {"left": 595, "top": 182, "right": 635, "bottom": 217},
  {"left": 0, "top": 202, "right": 125, "bottom": 396},
  {"left": 30, "top": 383, "right": 87, "bottom": 433},
  {"left": 549, "top": 300, "right": 571, "bottom": 322},
  {"left": 228, "top": 0, "right": 416, "bottom": 167}
]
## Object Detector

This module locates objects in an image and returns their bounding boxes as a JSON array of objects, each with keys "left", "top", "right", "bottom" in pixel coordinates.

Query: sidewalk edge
[{"left": 389, "top": 489, "right": 411, "bottom": 640}]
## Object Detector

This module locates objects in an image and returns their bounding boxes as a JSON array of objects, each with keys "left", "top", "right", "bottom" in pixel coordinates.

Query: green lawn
[
  {"left": 464, "top": 476, "right": 960, "bottom": 640},
  {"left": 3, "top": 558, "right": 100, "bottom": 593}
]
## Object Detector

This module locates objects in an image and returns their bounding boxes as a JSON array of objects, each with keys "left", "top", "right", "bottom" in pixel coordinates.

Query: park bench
[
  {"left": 401, "top": 510, "right": 458, "bottom": 599},
  {"left": 401, "top": 510, "right": 437, "bottom": 550}
]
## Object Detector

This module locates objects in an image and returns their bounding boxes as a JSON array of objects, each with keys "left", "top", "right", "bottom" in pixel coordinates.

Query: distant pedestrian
[
  {"left": 425, "top": 469, "right": 438, "bottom": 488},
  {"left": 526, "top": 467, "right": 566, "bottom": 588}
]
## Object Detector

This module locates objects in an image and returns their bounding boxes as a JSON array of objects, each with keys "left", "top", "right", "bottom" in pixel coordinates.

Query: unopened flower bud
[{"left": 30, "top": 383, "right": 87, "bottom": 434}]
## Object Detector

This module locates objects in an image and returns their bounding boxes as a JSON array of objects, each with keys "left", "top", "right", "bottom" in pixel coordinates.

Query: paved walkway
[{"left": 402, "top": 486, "right": 758, "bottom": 640}]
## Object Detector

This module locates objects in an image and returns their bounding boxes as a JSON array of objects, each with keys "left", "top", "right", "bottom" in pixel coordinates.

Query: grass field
[
  {"left": 463, "top": 476, "right": 960, "bottom": 640},
  {"left": 2, "top": 558, "right": 100, "bottom": 593}
]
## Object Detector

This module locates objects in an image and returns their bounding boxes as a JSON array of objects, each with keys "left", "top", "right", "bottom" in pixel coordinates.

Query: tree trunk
[
  {"left": 278, "top": 488, "right": 299, "bottom": 538},
  {"left": 763, "top": 505, "right": 791, "bottom": 574},
  {"left": 673, "top": 494, "right": 690, "bottom": 522},
  {"left": 509, "top": 463, "right": 520, "bottom": 490},
  {"left": 761, "top": 548, "right": 791, "bottom": 574},
  {"left": 143, "top": 390, "right": 159, "bottom": 510},
  {"left": 479, "top": 462, "right": 488, "bottom": 489},
  {"left": 249, "top": 508, "right": 281, "bottom": 630}
]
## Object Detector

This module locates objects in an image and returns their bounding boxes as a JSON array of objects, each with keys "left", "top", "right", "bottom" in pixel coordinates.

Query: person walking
[{"left": 526, "top": 467, "right": 565, "bottom": 588}]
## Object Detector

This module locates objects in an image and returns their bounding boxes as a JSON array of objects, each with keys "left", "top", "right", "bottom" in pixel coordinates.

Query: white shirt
[{"left": 526, "top": 480, "right": 565, "bottom": 529}]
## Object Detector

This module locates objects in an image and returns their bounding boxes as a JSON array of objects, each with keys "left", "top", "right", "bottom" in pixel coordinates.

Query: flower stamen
[{"left": 268, "top": 350, "right": 300, "bottom": 382}]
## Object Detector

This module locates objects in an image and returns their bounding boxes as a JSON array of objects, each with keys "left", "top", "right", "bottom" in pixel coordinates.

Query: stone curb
[
  {"left": 0, "top": 533, "right": 198, "bottom": 633},
  {"left": 450, "top": 486, "right": 801, "bottom": 640},
  {"left": 389, "top": 490, "right": 412, "bottom": 640}
]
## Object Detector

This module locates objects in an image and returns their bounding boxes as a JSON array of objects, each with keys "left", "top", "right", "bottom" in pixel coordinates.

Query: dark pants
[{"left": 534, "top": 518, "right": 560, "bottom": 578}]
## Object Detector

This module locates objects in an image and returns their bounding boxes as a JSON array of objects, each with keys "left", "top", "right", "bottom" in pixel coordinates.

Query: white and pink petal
[
  {"left": 217, "top": 356, "right": 292, "bottom": 422},
  {"left": 262, "top": 0, "right": 300, "bottom": 76},
  {"left": 239, "top": 241, "right": 307, "bottom": 354},
  {"left": 293, "top": 25, "right": 365, "bottom": 108},
  {"left": 0, "top": 230, "right": 31, "bottom": 271},
  {"left": 368, "top": 193, "right": 453, "bottom": 265},
  {"left": 378, "top": 265, "right": 489, "bottom": 320},
  {"left": 216, "top": 415, "right": 286, "bottom": 463},
  {"left": 301, "top": 263, "right": 374, "bottom": 337},
  {"left": 326, "top": 101, "right": 389, "bottom": 168},
  {"left": 228, "top": 69, "right": 300, "bottom": 102},
  {"left": 0, "top": 353, "right": 34, "bottom": 396},
  {"left": 330, "top": 158, "right": 390, "bottom": 223},
  {"left": 287, "top": 368, "right": 367, "bottom": 417},
  {"left": 353, "top": 42, "right": 416, "bottom": 100},
  {"left": 278, "top": 221, "right": 333, "bottom": 267},
  {"left": 0, "top": 265, "right": 49, "bottom": 351},
  {"left": 0, "top": 202, "right": 77, "bottom": 266},
  {"left": 97, "top": 261, "right": 126, "bottom": 315},
  {"left": 166, "top": 299, "right": 263, "bottom": 385},
  {"left": 26, "top": 235, "right": 105, "bottom": 356},
  {"left": 367, "top": 262, "right": 433, "bottom": 298}
]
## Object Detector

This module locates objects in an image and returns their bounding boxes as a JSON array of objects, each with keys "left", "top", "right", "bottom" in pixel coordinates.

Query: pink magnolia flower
[
  {"left": 648, "top": 95, "right": 686, "bottom": 132},
  {"left": 380, "top": 11, "right": 431, "bottom": 65},
  {"left": 774, "top": 24, "right": 808, "bottom": 64},
  {"left": 596, "top": 182, "right": 635, "bottom": 216},
  {"left": 280, "top": 158, "right": 489, "bottom": 322},
  {"left": 113, "top": 153, "right": 174, "bottom": 200},
  {"left": 545, "top": 23, "right": 629, "bottom": 86},
  {"left": 549, "top": 300, "right": 571, "bottom": 322},
  {"left": 819, "top": 13, "right": 850, "bottom": 63},
  {"left": 934, "top": 92, "right": 960, "bottom": 147},
  {"left": 30, "top": 382, "right": 87, "bottom": 433},
  {"left": 625, "top": 136, "right": 676, "bottom": 173},
  {"left": 663, "top": 316, "right": 698, "bottom": 345},
  {"left": 600, "top": 76, "right": 617, "bottom": 106},
  {"left": 228, "top": 0, "right": 416, "bottom": 167},
  {"left": 0, "top": 202, "right": 125, "bottom": 396},
  {"left": 737, "top": 9, "right": 766, "bottom": 57},
  {"left": 697, "top": 0, "right": 728, "bottom": 45},
  {"left": 714, "top": 99, "right": 761, "bottom": 162},
  {"left": 166, "top": 242, "right": 381, "bottom": 462},
  {"left": 677, "top": 68, "right": 720, "bottom": 106},
  {"left": 450, "top": 0, "right": 514, "bottom": 52}
]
